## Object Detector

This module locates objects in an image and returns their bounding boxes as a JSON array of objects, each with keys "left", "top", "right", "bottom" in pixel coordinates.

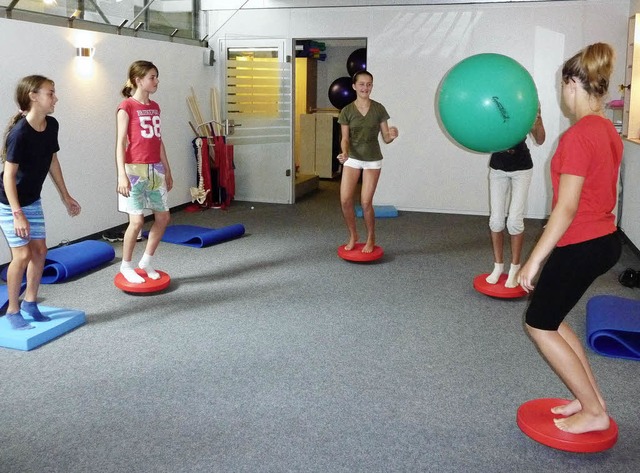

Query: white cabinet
[
  {"left": 621, "top": 140, "right": 640, "bottom": 249},
  {"left": 620, "top": 15, "right": 640, "bottom": 251},
  {"left": 623, "top": 14, "right": 640, "bottom": 139}
]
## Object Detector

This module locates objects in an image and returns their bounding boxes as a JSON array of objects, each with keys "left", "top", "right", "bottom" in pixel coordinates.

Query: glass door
[{"left": 219, "top": 39, "right": 293, "bottom": 204}]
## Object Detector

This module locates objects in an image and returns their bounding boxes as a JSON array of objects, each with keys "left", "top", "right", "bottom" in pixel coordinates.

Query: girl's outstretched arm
[{"left": 48, "top": 153, "right": 81, "bottom": 216}]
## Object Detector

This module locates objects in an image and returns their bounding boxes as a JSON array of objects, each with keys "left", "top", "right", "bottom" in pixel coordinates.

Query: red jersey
[
  {"left": 551, "top": 115, "right": 623, "bottom": 247},
  {"left": 118, "top": 98, "right": 162, "bottom": 164}
]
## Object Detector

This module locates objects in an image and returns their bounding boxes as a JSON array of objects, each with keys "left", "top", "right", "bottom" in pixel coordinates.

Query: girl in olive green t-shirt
[{"left": 337, "top": 70, "right": 398, "bottom": 253}]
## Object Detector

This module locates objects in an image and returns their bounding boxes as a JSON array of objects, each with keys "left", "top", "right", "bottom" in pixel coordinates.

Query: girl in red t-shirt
[
  {"left": 518, "top": 43, "right": 623, "bottom": 435},
  {"left": 116, "top": 61, "right": 173, "bottom": 284}
]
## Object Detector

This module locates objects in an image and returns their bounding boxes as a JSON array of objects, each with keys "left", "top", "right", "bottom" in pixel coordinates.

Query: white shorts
[{"left": 343, "top": 158, "right": 382, "bottom": 170}]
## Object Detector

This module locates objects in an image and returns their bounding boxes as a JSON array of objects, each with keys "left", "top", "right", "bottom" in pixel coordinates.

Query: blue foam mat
[
  {"left": 1, "top": 240, "right": 115, "bottom": 284},
  {"left": 0, "top": 306, "right": 86, "bottom": 351},
  {"left": 586, "top": 295, "right": 640, "bottom": 361},
  {"left": 355, "top": 205, "right": 398, "bottom": 218},
  {"left": 145, "top": 224, "right": 245, "bottom": 248}
]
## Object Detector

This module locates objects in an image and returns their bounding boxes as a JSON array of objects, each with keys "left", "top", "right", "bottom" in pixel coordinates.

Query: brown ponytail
[{"left": 562, "top": 42, "right": 615, "bottom": 98}]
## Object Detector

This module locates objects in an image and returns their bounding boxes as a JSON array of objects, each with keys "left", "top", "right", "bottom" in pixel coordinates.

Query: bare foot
[
  {"left": 345, "top": 234, "right": 358, "bottom": 251},
  {"left": 552, "top": 398, "right": 606, "bottom": 417},
  {"left": 551, "top": 399, "right": 582, "bottom": 416},
  {"left": 553, "top": 411, "right": 610, "bottom": 434},
  {"left": 362, "top": 239, "right": 375, "bottom": 253}
]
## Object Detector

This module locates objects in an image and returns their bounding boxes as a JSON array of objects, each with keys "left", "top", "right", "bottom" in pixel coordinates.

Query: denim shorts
[{"left": 0, "top": 199, "right": 46, "bottom": 248}]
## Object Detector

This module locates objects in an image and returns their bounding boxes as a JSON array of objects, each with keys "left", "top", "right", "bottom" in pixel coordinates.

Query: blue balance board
[{"left": 0, "top": 306, "right": 86, "bottom": 351}]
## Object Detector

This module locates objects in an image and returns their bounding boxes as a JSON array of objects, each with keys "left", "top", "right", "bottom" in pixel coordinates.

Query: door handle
[{"left": 225, "top": 119, "right": 241, "bottom": 136}]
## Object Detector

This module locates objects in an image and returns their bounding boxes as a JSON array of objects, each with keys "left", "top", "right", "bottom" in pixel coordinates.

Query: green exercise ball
[{"left": 437, "top": 53, "right": 538, "bottom": 153}]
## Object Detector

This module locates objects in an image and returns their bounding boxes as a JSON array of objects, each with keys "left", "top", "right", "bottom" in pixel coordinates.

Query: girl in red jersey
[
  {"left": 518, "top": 43, "right": 623, "bottom": 434},
  {"left": 116, "top": 61, "right": 173, "bottom": 284}
]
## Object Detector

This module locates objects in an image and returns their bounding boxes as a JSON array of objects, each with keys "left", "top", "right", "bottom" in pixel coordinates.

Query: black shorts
[{"left": 525, "top": 231, "right": 621, "bottom": 331}]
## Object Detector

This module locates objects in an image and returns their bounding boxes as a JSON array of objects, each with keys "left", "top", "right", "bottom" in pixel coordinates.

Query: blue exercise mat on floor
[
  {"left": 1, "top": 240, "right": 115, "bottom": 284},
  {"left": 355, "top": 205, "right": 398, "bottom": 218},
  {"left": 146, "top": 224, "right": 245, "bottom": 248},
  {"left": 586, "top": 295, "right": 640, "bottom": 361}
]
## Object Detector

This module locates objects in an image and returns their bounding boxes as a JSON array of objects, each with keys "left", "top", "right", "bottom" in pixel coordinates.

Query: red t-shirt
[
  {"left": 551, "top": 115, "right": 623, "bottom": 247},
  {"left": 118, "top": 98, "right": 162, "bottom": 164}
]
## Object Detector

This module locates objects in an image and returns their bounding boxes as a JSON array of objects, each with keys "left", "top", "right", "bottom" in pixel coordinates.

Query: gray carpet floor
[{"left": 1, "top": 180, "right": 639, "bottom": 473}]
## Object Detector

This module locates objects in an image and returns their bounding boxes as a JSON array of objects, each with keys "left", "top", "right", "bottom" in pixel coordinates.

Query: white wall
[
  {"left": 0, "top": 18, "right": 215, "bottom": 264},
  {"left": 206, "top": 0, "right": 628, "bottom": 218}
]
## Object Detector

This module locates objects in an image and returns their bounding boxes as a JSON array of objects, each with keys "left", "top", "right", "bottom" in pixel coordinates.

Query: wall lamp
[{"left": 76, "top": 47, "right": 95, "bottom": 58}]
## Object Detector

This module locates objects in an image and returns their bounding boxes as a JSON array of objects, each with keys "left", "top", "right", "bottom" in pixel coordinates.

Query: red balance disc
[
  {"left": 114, "top": 268, "right": 171, "bottom": 293},
  {"left": 473, "top": 273, "right": 527, "bottom": 298},
  {"left": 337, "top": 243, "right": 384, "bottom": 262},
  {"left": 517, "top": 398, "right": 618, "bottom": 453}
]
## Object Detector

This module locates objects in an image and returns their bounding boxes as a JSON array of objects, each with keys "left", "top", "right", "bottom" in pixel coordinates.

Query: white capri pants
[{"left": 488, "top": 168, "right": 533, "bottom": 235}]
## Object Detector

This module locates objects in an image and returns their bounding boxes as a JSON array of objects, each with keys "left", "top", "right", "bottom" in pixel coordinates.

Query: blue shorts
[{"left": 0, "top": 200, "right": 46, "bottom": 248}]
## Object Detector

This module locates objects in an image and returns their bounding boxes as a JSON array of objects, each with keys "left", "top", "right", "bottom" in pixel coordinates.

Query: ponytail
[
  {"left": 121, "top": 79, "right": 135, "bottom": 98},
  {"left": 562, "top": 42, "right": 615, "bottom": 98},
  {"left": 2, "top": 111, "right": 27, "bottom": 163}
]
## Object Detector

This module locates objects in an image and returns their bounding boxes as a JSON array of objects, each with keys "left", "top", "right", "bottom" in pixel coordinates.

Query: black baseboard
[{"left": 619, "top": 227, "right": 640, "bottom": 260}]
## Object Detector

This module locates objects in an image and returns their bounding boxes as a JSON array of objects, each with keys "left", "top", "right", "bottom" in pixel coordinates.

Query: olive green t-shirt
[{"left": 338, "top": 100, "right": 390, "bottom": 161}]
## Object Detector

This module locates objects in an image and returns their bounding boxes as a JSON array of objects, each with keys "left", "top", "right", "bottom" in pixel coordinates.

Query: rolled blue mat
[
  {"left": 586, "top": 295, "right": 640, "bottom": 361},
  {"left": 145, "top": 224, "right": 245, "bottom": 248},
  {"left": 1, "top": 240, "right": 115, "bottom": 284}
]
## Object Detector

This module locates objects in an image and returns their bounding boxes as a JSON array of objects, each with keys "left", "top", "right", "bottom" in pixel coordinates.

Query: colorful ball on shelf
[{"left": 437, "top": 53, "right": 539, "bottom": 153}]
